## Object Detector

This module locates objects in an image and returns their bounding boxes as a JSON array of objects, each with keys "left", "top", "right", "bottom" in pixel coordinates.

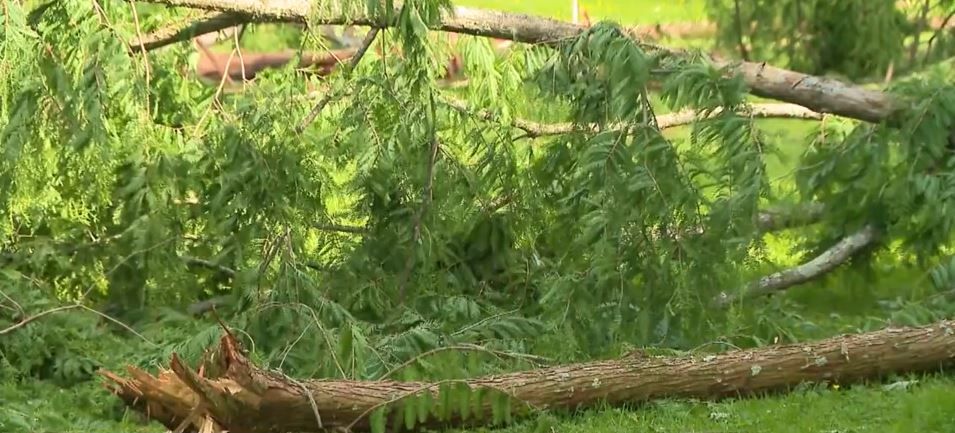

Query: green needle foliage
[{"left": 3, "top": 0, "right": 955, "bottom": 431}]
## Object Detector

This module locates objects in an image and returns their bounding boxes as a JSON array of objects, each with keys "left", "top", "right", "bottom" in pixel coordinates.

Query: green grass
[{"left": 498, "top": 375, "right": 955, "bottom": 433}]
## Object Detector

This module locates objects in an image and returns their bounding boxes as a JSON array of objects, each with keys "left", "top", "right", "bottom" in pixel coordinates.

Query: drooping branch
[
  {"left": 445, "top": 98, "right": 824, "bottom": 137},
  {"left": 136, "top": 0, "right": 902, "bottom": 125},
  {"left": 102, "top": 319, "right": 955, "bottom": 433},
  {"left": 716, "top": 224, "right": 879, "bottom": 306}
]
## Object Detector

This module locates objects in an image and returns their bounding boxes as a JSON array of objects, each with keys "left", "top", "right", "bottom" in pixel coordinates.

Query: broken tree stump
[{"left": 100, "top": 320, "right": 955, "bottom": 433}]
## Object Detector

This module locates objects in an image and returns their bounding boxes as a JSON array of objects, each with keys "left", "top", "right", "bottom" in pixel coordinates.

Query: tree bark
[
  {"left": 131, "top": 12, "right": 249, "bottom": 51},
  {"left": 101, "top": 319, "right": 955, "bottom": 433},
  {"left": 135, "top": 0, "right": 903, "bottom": 125},
  {"left": 715, "top": 224, "right": 879, "bottom": 306}
]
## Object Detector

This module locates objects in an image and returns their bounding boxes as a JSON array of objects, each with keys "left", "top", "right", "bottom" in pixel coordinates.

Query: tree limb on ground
[
  {"left": 135, "top": 0, "right": 900, "bottom": 125},
  {"left": 715, "top": 224, "right": 879, "bottom": 306},
  {"left": 101, "top": 319, "right": 955, "bottom": 433},
  {"left": 445, "top": 98, "right": 824, "bottom": 138}
]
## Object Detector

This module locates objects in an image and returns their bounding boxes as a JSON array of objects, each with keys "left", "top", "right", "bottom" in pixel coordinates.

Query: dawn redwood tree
[{"left": 4, "top": 0, "right": 955, "bottom": 430}]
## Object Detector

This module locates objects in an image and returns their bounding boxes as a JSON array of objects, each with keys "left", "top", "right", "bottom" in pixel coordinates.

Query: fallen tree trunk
[
  {"left": 101, "top": 319, "right": 955, "bottom": 433},
  {"left": 136, "top": 0, "right": 901, "bottom": 125}
]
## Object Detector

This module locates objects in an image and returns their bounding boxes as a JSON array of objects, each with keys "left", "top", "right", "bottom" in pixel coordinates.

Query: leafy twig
[
  {"left": 343, "top": 377, "right": 538, "bottom": 433},
  {"left": 192, "top": 45, "right": 238, "bottom": 139},
  {"left": 0, "top": 303, "right": 156, "bottom": 346},
  {"left": 78, "top": 304, "right": 157, "bottom": 345},
  {"left": 924, "top": 8, "right": 955, "bottom": 64},
  {"left": 0, "top": 305, "right": 80, "bottom": 336},
  {"left": 0, "top": 288, "right": 24, "bottom": 316},
  {"left": 296, "top": 27, "right": 380, "bottom": 133},
  {"left": 396, "top": 95, "right": 442, "bottom": 302}
]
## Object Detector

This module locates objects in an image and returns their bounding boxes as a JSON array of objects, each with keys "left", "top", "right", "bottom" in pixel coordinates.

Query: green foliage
[
  {"left": 0, "top": 289, "right": 99, "bottom": 386},
  {"left": 704, "top": 0, "right": 908, "bottom": 79},
  {"left": 524, "top": 23, "right": 769, "bottom": 350},
  {"left": 4, "top": 0, "right": 955, "bottom": 432},
  {"left": 794, "top": 68, "right": 955, "bottom": 260}
]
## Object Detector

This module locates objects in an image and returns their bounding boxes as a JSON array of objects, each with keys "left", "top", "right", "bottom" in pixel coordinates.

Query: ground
[{"left": 3, "top": 1, "right": 954, "bottom": 432}]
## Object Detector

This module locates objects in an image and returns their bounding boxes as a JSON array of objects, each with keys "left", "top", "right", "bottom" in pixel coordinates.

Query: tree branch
[
  {"left": 180, "top": 255, "right": 237, "bottom": 277},
  {"left": 0, "top": 305, "right": 82, "bottom": 336},
  {"left": 136, "top": 0, "right": 901, "bottom": 125},
  {"left": 754, "top": 202, "right": 827, "bottom": 232},
  {"left": 186, "top": 295, "right": 234, "bottom": 315},
  {"left": 1, "top": 303, "right": 156, "bottom": 345},
  {"left": 314, "top": 223, "right": 367, "bottom": 234},
  {"left": 130, "top": 11, "right": 251, "bottom": 51},
  {"left": 715, "top": 224, "right": 879, "bottom": 306},
  {"left": 445, "top": 98, "right": 824, "bottom": 137}
]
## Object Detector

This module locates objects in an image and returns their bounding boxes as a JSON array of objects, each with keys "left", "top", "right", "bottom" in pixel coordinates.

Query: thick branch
[
  {"left": 137, "top": 0, "right": 903, "bottom": 125},
  {"left": 131, "top": 12, "right": 250, "bottom": 51},
  {"left": 716, "top": 224, "right": 879, "bottom": 306},
  {"left": 725, "top": 60, "right": 895, "bottom": 124},
  {"left": 103, "top": 319, "right": 955, "bottom": 433}
]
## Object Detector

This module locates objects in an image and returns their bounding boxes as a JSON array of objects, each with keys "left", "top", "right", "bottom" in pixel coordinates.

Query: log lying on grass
[{"left": 101, "top": 320, "right": 955, "bottom": 433}]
